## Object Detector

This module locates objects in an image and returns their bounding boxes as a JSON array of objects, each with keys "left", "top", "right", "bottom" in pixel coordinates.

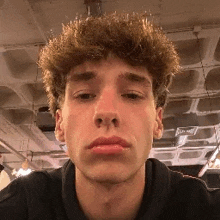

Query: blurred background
[{"left": 0, "top": 0, "right": 220, "bottom": 189}]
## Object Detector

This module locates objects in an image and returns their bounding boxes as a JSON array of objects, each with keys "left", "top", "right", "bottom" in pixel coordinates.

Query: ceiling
[{"left": 1, "top": 0, "right": 220, "bottom": 176}]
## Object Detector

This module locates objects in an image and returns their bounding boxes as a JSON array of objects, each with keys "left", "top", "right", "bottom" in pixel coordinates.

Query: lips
[{"left": 88, "top": 136, "right": 131, "bottom": 149}]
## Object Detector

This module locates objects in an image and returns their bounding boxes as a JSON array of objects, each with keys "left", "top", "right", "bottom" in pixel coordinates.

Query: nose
[{"left": 93, "top": 88, "right": 120, "bottom": 129}]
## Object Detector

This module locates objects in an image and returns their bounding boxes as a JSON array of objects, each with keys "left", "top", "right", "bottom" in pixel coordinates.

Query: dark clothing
[{"left": 0, "top": 158, "right": 220, "bottom": 220}]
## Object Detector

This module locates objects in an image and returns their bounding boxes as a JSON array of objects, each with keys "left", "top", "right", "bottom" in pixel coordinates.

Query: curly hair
[{"left": 38, "top": 13, "right": 179, "bottom": 116}]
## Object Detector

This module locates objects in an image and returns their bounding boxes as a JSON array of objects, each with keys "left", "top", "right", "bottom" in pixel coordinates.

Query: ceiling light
[{"left": 12, "top": 159, "right": 33, "bottom": 178}]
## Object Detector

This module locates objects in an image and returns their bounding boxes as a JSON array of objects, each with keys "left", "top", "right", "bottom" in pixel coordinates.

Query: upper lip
[{"left": 88, "top": 136, "right": 131, "bottom": 149}]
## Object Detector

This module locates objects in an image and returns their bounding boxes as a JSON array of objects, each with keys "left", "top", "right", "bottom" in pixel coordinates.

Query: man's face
[{"left": 56, "top": 56, "right": 163, "bottom": 183}]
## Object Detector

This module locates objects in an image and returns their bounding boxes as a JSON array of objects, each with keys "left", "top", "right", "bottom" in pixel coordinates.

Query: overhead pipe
[
  {"left": 198, "top": 145, "right": 220, "bottom": 177},
  {"left": 0, "top": 139, "right": 40, "bottom": 170}
]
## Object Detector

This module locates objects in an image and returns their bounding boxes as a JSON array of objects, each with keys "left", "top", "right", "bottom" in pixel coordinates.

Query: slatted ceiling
[
  {"left": 188, "top": 128, "right": 214, "bottom": 140},
  {"left": 175, "top": 39, "right": 206, "bottom": 65},
  {"left": 169, "top": 70, "right": 200, "bottom": 94},
  {"left": 164, "top": 100, "right": 192, "bottom": 115}
]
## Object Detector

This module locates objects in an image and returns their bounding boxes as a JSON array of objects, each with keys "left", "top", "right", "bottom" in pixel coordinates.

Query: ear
[
  {"left": 153, "top": 107, "right": 164, "bottom": 139},
  {"left": 55, "top": 109, "right": 65, "bottom": 142}
]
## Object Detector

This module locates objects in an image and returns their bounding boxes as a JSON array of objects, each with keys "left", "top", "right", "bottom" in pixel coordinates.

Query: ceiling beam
[{"left": 0, "top": 139, "right": 40, "bottom": 170}]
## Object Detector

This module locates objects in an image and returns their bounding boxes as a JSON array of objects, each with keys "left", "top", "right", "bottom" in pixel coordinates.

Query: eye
[
  {"left": 75, "top": 93, "right": 96, "bottom": 101},
  {"left": 122, "top": 92, "right": 143, "bottom": 100}
]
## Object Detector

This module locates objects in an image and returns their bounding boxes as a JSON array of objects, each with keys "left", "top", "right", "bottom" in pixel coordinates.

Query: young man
[{"left": 0, "top": 13, "right": 219, "bottom": 220}]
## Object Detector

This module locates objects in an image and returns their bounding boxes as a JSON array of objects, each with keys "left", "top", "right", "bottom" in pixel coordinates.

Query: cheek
[
  {"left": 63, "top": 106, "right": 92, "bottom": 141},
  {"left": 133, "top": 106, "right": 155, "bottom": 128},
  {"left": 138, "top": 108, "right": 157, "bottom": 140},
  {"left": 64, "top": 105, "right": 87, "bottom": 126},
  {"left": 124, "top": 108, "right": 151, "bottom": 144}
]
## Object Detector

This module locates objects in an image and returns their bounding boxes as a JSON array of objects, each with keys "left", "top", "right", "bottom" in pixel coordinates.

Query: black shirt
[{"left": 0, "top": 158, "right": 220, "bottom": 220}]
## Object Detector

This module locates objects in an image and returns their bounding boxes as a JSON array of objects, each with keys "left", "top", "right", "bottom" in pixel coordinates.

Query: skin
[{"left": 55, "top": 56, "right": 163, "bottom": 219}]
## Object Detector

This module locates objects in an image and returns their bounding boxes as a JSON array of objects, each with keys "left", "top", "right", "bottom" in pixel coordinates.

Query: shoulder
[
  {"left": 0, "top": 168, "right": 63, "bottom": 220},
  {"left": 0, "top": 176, "right": 28, "bottom": 219},
  {"left": 149, "top": 158, "right": 220, "bottom": 218},
  {"left": 0, "top": 170, "right": 54, "bottom": 204},
  {"left": 173, "top": 177, "right": 220, "bottom": 205},
  {"left": 166, "top": 170, "right": 220, "bottom": 219}
]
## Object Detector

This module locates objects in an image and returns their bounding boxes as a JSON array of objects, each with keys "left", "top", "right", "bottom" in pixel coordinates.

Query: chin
[
  {"left": 92, "top": 173, "right": 129, "bottom": 185},
  {"left": 88, "top": 164, "right": 134, "bottom": 184}
]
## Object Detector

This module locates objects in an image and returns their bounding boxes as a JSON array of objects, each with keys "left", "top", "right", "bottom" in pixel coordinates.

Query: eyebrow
[
  {"left": 67, "top": 71, "right": 151, "bottom": 87},
  {"left": 67, "top": 71, "right": 96, "bottom": 82},
  {"left": 118, "top": 72, "right": 152, "bottom": 87}
]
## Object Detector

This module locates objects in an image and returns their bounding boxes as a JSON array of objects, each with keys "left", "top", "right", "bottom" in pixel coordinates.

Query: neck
[{"left": 75, "top": 165, "right": 146, "bottom": 220}]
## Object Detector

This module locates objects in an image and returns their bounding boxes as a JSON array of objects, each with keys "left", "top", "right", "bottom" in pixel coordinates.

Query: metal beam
[
  {"left": 198, "top": 145, "right": 220, "bottom": 177},
  {"left": 27, "top": 150, "right": 65, "bottom": 156},
  {"left": 0, "top": 43, "right": 45, "bottom": 51},
  {"left": 0, "top": 139, "right": 40, "bottom": 170}
]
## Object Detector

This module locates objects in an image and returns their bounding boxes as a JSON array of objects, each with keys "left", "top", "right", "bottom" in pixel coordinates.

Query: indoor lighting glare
[
  {"left": 17, "top": 168, "right": 32, "bottom": 177},
  {"left": 12, "top": 159, "right": 33, "bottom": 177},
  {"left": 208, "top": 159, "right": 220, "bottom": 169},
  {"left": 214, "top": 159, "right": 220, "bottom": 168},
  {"left": 12, "top": 168, "right": 32, "bottom": 177}
]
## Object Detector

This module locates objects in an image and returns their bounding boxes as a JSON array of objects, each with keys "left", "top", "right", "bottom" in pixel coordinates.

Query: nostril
[
  {"left": 97, "top": 118, "right": 102, "bottom": 123},
  {"left": 112, "top": 118, "right": 119, "bottom": 127},
  {"left": 94, "top": 115, "right": 119, "bottom": 128}
]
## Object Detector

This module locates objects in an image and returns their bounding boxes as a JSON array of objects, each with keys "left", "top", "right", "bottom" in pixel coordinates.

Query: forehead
[{"left": 67, "top": 57, "right": 152, "bottom": 88}]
